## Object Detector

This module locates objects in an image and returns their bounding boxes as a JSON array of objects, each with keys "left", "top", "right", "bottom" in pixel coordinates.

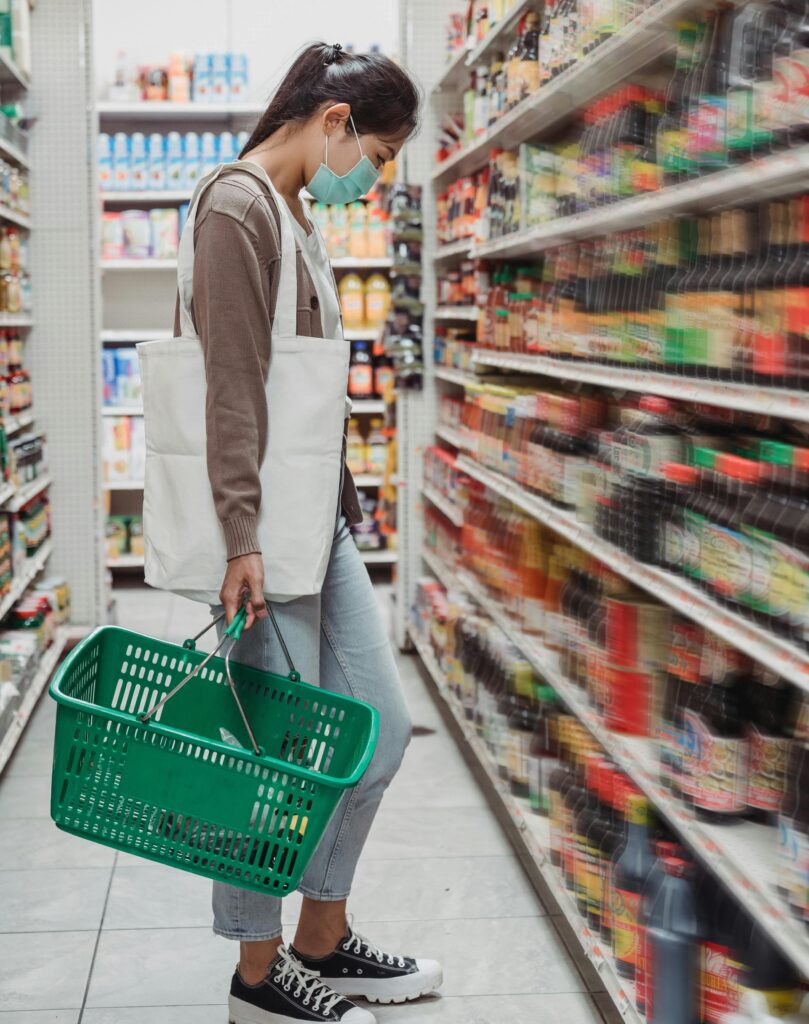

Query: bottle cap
[
  {"left": 662, "top": 856, "right": 690, "bottom": 877},
  {"left": 693, "top": 447, "right": 718, "bottom": 470},
  {"left": 639, "top": 395, "right": 672, "bottom": 415},
  {"left": 793, "top": 447, "right": 809, "bottom": 472},
  {"left": 717, "top": 453, "right": 760, "bottom": 484}
]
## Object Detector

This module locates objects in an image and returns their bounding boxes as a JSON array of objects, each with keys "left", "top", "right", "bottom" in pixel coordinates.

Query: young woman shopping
[{"left": 146, "top": 41, "right": 438, "bottom": 1024}]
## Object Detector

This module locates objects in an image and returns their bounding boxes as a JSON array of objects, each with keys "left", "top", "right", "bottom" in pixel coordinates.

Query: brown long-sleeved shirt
[{"left": 173, "top": 166, "right": 361, "bottom": 560}]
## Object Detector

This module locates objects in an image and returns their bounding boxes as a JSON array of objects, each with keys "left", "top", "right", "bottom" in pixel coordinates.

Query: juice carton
[
  {"left": 211, "top": 53, "right": 229, "bottom": 103},
  {"left": 130, "top": 132, "right": 148, "bottom": 191},
  {"left": 101, "top": 212, "right": 124, "bottom": 260},
  {"left": 200, "top": 131, "right": 218, "bottom": 177},
  {"left": 148, "top": 133, "right": 166, "bottom": 191},
  {"left": 149, "top": 208, "right": 179, "bottom": 259},
  {"left": 121, "top": 209, "right": 151, "bottom": 259},
  {"left": 166, "top": 131, "right": 184, "bottom": 190},
  {"left": 184, "top": 132, "right": 201, "bottom": 188},
  {"left": 192, "top": 53, "right": 212, "bottom": 103},
  {"left": 113, "top": 348, "right": 142, "bottom": 405},
  {"left": 112, "top": 132, "right": 130, "bottom": 191},
  {"left": 97, "top": 133, "right": 113, "bottom": 191},
  {"left": 228, "top": 53, "right": 249, "bottom": 101}
]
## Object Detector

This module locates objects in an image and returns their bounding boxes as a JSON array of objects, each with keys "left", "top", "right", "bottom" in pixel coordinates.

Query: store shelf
[
  {"left": 410, "top": 627, "right": 642, "bottom": 1022},
  {"left": 0, "top": 203, "right": 30, "bottom": 230},
  {"left": 0, "top": 539, "right": 53, "bottom": 623},
  {"left": 101, "top": 190, "right": 192, "bottom": 204},
  {"left": 330, "top": 257, "right": 393, "bottom": 269},
  {"left": 420, "top": 547, "right": 809, "bottom": 980},
  {"left": 344, "top": 328, "right": 380, "bottom": 342},
  {"left": 0, "top": 51, "right": 30, "bottom": 93},
  {"left": 3, "top": 410, "right": 34, "bottom": 435},
  {"left": 101, "top": 259, "right": 177, "bottom": 271},
  {"left": 421, "top": 484, "right": 464, "bottom": 528},
  {"left": 106, "top": 553, "right": 144, "bottom": 569},
  {"left": 101, "top": 328, "right": 172, "bottom": 342},
  {"left": 351, "top": 399, "right": 386, "bottom": 414},
  {"left": 434, "top": 238, "right": 474, "bottom": 263},
  {"left": 0, "top": 135, "right": 29, "bottom": 170},
  {"left": 464, "top": 0, "right": 534, "bottom": 72},
  {"left": 353, "top": 474, "right": 384, "bottom": 488},
  {"left": 435, "top": 306, "right": 479, "bottom": 321},
  {"left": 5, "top": 473, "right": 52, "bottom": 513},
  {"left": 0, "top": 627, "right": 69, "bottom": 777},
  {"left": 97, "top": 101, "right": 265, "bottom": 120},
  {"left": 435, "top": 423, "right": 465, "bottom": 449},
  {"left": 475, "top": 146, "right": 809, "bottom": 260},
  {"left": 472, "top": 350, "right": 809, "bottom": 423},
  {"left": 0, "top": 313, "right": 32, "bottom": 328},
  {"left": 456, "top": 454, "right": 809, "bottom": 691},
  {"left": 103, "top": 480, "right": 143, "bottom": 491},
  {"left": 432, "top": 0, "right": 698, "bottom": 185},
  {"left": 102, "top": 406, "right": 142, "bottom": 417},
  {"left": 435, "top": 365, "right": 477, "bottom": 387},
  {"left": 360, "top": 549, "right": 397, "bottom": 566},
  {"left": 433, "top": 43, "right": 472, "bottom": 94}
]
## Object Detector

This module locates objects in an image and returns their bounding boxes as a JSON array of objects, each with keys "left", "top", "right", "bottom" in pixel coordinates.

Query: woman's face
[{"left": 313, "top": 102, "right": 405, "bottom": 178}]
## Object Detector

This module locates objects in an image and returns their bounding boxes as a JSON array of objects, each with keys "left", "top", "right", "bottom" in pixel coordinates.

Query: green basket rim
[{"left": 49, "top": 624, "right": 380, "bottom": 789}]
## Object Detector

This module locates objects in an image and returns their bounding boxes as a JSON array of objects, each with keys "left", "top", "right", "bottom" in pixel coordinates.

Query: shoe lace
[
  {"left": 345, "top": 928, "right": 406, "bottom": 967},
  {"left": 273, "top": 946, "right": 342, "bottom": 1015}
]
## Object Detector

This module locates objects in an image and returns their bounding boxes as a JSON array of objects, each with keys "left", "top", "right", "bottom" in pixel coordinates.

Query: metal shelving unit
[
  {"left": 421, "top": 483, "right": 464, "bottom": 528},
  {"left": 96, "top": 101, "right": 265, "bottom": 120},
  {"left": 410, "top": 625, "right": 642, "bottom": 1022},
  {"left": 101, "top": 257, "right": 177, "bottom": 271},
  {"left": 434, "top": 364, "right": 478, "bottom": 387},
  {"left": 435, "top": 305, "right": 479, "bottom": 321}
]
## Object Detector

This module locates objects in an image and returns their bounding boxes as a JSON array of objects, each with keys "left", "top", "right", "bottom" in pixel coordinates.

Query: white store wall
[{"left": 94, "top": 0, "right": 399, "bottom": 101}]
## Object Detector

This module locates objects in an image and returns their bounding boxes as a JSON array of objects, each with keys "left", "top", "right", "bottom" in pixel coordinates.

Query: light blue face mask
[{"left": 307, "top": 115, "right": 381, "bottom": 205}]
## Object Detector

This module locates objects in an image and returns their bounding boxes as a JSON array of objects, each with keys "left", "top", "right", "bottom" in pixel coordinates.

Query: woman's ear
[{"left": 322, "top": 102, "right": 351, "bottom": 136}]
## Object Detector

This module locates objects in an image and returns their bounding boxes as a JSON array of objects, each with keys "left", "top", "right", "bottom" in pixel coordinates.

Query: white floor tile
[
  {"left": 0, "top": 818, "right": 116, "bottom": 870},
  {"left": 0, "top": 932, "right": 96, "bottom": 1011},
  {"left": 372, "top": 992, "right": 602, "bottom": 1023},
  {"left": 0, "top": 1013, "right": 80, "bottom": 1023},
  {"left": 82, "top": 1009, "right": 224, "bottom": 1024},
  {"left": 0, "top": 867, "right": 111, "bottom": 932}
]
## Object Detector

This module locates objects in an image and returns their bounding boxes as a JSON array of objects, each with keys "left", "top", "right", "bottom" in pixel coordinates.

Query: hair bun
[{"left": 324, "top": 43, "right": 343, "bottom": 66}]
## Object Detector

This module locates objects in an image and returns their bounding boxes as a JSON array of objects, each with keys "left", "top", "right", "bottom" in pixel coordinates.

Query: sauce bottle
[
  {"left": 646, "top": 857, "right": 703, "bottom": 1024},
  {"left": 611, "top": 789, "right": 655, "bottom": 981},
  {"left": 744, "top": 667, "right": 794, "bottom": 824},
  {"left": 637, "top": 839, "right": 684, "bottom": 1016}
]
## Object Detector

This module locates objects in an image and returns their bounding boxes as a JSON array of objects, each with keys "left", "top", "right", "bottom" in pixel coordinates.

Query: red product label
[
  {"left": 747, "top": 727, "right": 790, "bottom": 813},
  {"left": 613, "top": 887, "right": 642, "bottom": 970},
  {"left": 683, "top": 712, "right": 747, "bottom": 813},
  {"left": 349, "top": 364, "right": 374, "bottom": 397},
  {"left": 603, "top": 664, "right": 651, "bottom": 736},
  {"left": 701, "top": 941, "right": 741, "bottom": 1024}
]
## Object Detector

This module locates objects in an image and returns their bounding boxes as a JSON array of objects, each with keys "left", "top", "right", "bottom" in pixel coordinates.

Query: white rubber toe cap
[
  {"left": 415, "top": 958, "right": 443, "bottom": 992},
  {"left": 344, "top": 1006, "right": 377, "bottom": 1024}
]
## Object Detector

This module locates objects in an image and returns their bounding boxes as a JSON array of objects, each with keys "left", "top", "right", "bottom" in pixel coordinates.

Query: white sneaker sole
[
  {"left": 228, "top": 994, "right": 376, "bottom": 1023},
  {"left": 326, "top": 959, "right": 443, "bottom": 1005}
]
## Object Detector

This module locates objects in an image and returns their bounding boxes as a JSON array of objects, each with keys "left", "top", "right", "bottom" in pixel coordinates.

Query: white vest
[{"left": 137, "top": 162, "right": 350, "bottom": 604}]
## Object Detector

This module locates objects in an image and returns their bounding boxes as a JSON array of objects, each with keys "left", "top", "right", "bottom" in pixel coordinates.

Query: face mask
[{"left": 307, "top": 115, "right": 381, "bottom": 205}]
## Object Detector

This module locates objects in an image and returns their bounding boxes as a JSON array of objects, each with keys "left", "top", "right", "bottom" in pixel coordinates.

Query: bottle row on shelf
[
  {"left": 103, "top": 415, "right": 144, "bottom": 485},
  {"left": 106, "top": 514, "right": 143, "bottom": 564},
  {"left": 413, "top": 573, "right": 809, "bottom": 1022},
  {"left": 104, "top": 51, "right": 250, "bottom": 106},
  {"left": 436, "top": 188, "right": 809, "bottom": 389},
  {"left": 99, "top": 131, "right": 249, "bottom": 193},
  {"left": 434, "top": 374, "right": 809, "bottom": 645},
  {"left": 307, "top": 201, "right": 392, "bottom": 263},
  {"left": 102, "top": 347, "right": 141, "bottom": 410},
  {"left": 0, "top": 488, "right": 51, "bottom": 597}
]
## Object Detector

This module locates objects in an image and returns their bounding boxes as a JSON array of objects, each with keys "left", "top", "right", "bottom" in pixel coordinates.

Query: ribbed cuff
[{"left": 223, "top": 517, "right": 261, "bottom": 561}]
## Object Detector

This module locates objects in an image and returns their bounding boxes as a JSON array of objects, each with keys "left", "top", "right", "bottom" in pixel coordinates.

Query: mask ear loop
[{"left": 323, "top": 115, "right": 365, "bottom": 171}]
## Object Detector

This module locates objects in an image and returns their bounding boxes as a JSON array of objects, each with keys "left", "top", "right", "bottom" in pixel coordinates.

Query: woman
[{"left": 170, "top": 41, "right": 438, "bottom": 1024}]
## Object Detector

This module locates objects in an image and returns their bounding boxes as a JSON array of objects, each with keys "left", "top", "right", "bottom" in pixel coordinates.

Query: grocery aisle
[{"left": 0, "top": 582, "right": 604, "bottom": 1024}]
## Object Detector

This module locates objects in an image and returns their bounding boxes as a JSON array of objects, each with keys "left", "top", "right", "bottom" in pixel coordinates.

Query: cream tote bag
[{"left": 137, "top": 162, "right": 350, "bottom": 603}]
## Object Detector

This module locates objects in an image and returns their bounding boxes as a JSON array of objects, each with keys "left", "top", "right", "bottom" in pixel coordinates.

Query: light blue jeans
[{"left": 209, "top": 514, "right": 412, "bottom": 940}]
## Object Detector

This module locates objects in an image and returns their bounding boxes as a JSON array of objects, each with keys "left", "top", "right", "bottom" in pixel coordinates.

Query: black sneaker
[
  {"left": 290, "top": 924, "right": 443, "bottom": 1005},
  {"left": 228, "top": 945, "right": 376, "bottom": 1023}
]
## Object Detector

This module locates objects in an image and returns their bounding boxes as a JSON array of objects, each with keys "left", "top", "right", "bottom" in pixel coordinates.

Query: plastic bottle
[
  {"left": 129, "top": 132, "right": 148, "bottom": 191},
  {"left": 348, "top": 341, "right": 374, "bottom": 399},
  {"left": 218, "top": 131, "right": 236, "bottom": 164},
  {"left": 112, "top": 132, "right": 130, "bottom": 192},
  {"left": 364, "top": 273, "right": 391, "bottom": 329},
  {"left": 646, "top": 856, "right": 703, "bottom": 1024},
  {"left": 184, "top": 132, "right": 201, "bottom": 189},
  {"left": 611, "top": 790, "right": 655, "bottom": 980},
  {"left": 165, "top": 131, "right": 184, "bottom": 190},
  {"left": 200, "top": 132, "right": 218, "bottom": 177},
  {"left": 339, "top": 273, "right": 366, "bottom": 330},
  {"left": 211, "top": 54, "right": 230, "bottom": 103},
  {"left": 229, "top": 54, "right": 249, "bottom": 102},
  {"left": 147, "top": 133, "right": 166, "bottom": 191},
  {"left": 192, "top": 54, "right": 212, "bottom": 103},
  {"left": 97, "top": 133, "right": 113, "bottom": 191},
  {"left": 345, "top": 418, "right": 367, "bottom": 476},
  {"left": 348, "top": 202, "right": 368, "bottom": 259},
  {"left": 366, "top": 416, "right": 387, "bottom": 475},
  {"left": 167, "top": 52, "right": 190, "bottom": 103}
]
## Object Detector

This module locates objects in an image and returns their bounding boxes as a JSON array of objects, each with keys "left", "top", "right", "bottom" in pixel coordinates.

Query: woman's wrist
[{"left": 224, "top": 516, "right": 261, "bottom": 561}]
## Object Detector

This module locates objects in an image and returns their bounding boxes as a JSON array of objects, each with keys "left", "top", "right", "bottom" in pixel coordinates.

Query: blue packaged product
[
  {"left": 165, "top": 131, "right": 184, "bottom": 190},
  {"left": 218, "top": 131, "right": 236, "bottom": 163},
  {"left": 148, "top": 133, "right": 166, "bottom": 191},
  {"left": 192, "top": 53, "right": 212, "bottom": 103},
  {"left": 211, "top": 54, "right": 229, "bottom": 103},
  {"left": 114, "top": 349, "right": 142, "bottom": 405},
  {"left": 178, "top": 202, "right": 190, "bottom": 235},
  {"left": 101, "top": 350, "right": 116, "bottom": 406},
  {"left": 98, "top": 134, "right": 113, "bottom": 191},
  {"left": 200, "top": 131, "right": 218, "bottom": 177},
  {"left": 130, "top": 132, "right": 148, "bottom": 191},
  {"left": 184, "top": 132, "right": 201, "bottom": 188},
  {"left": 112, "top": 132, "right": 130, "bottom": 192},
  {"left": 228, "top": 54, "right": 249, "bottom": 102}
]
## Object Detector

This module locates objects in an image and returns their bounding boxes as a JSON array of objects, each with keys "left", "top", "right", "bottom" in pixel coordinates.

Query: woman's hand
[{"left": 220, "top": 553, "right": 269, "bottom": 630}]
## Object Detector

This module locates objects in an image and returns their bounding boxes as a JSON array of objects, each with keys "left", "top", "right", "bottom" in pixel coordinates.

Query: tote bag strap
[{"left": 176, "top": 160, "right": 298, "bottom": 340}]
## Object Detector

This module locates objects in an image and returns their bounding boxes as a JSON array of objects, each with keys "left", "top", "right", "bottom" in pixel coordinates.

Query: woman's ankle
[{"left": 238, "top": 937, "right": 283, "bottom": 985}]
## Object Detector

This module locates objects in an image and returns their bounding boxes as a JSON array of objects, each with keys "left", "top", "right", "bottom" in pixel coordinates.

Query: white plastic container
[{"left": 148, "top": 133, "right": 166, "bottom": 191}]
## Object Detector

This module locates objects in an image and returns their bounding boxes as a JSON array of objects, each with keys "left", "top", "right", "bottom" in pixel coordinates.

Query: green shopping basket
[{"left": 49, "top": 604, "right": 379, "bottom": 894}]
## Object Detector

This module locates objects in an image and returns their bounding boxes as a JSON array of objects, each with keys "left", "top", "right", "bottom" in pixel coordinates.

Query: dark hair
[{"left": 239, "top": 42, "right": 421, "bottom": 157}]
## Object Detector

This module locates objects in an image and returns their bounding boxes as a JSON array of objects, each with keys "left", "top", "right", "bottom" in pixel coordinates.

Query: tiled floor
[{"left": 0, "top": 583, "right": 604, "bottom": 1023}]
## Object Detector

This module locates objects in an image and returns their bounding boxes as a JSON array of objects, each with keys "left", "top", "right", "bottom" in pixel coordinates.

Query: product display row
[
  {"left": 101, "top": 207, "right": 182, "bottom": 261},
  {"left": 102, "top": 415, "right": 144, "bottom": 484},
  {"left": 98, "top": 131, "right": 249, "bottom": 193},
  {"left": 103, "top": 50, "right": 250, "bottom": 105},
  {"left": 309, "top": 200, "right": 391, "bottom": 261}
]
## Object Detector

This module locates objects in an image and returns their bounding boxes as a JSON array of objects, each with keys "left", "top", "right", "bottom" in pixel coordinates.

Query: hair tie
[{"left": 324, "top": 43, "right": 342, "bottom": 66}]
